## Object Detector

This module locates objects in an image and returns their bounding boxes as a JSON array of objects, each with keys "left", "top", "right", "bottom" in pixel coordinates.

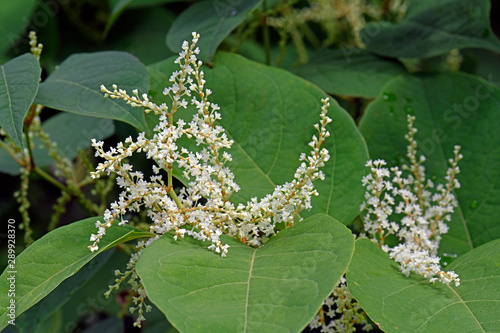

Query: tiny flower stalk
[{"left": 89, "top": 32, "right": 332, "bottom": 326}]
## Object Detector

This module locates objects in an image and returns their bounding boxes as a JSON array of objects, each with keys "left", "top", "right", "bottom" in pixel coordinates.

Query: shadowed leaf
[{"left": 0, "top": 54, "right": 40, "bottom": 148}]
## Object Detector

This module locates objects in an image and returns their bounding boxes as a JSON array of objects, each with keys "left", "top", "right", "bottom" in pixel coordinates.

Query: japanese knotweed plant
[
  {"left": 361, "top": 114, "right": 462, "bottom": 286},
  {"left": 309, "top": 114, "right": 462, "bottom": 333},
  {"left": 89, "top": 32, "right": 332, "bottom": 326}
]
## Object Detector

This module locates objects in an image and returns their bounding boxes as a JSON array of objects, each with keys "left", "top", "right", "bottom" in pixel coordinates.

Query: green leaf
[
  {"left": 109, "top": 8, "right": 176, "bottom": 65},
  {"left": 26, "top": 249, "right": 132, "bottom": 333},
  {"left": 361, "top": 0, "right": 500, "bottom": 58},
  {"left": 10, "top": 249, "right": 114, "bottom": 332},
  {"left": 148, "top": 52, "right": 369, "bottom": 225},
  {"left": 291, "top": 49, "right": 406, "bottom": 98},
  {"left": 461, "top": 48, "right": 500, "bottom": 86},
  {"left": 166, "top": 0, "right": 262, "bottom": 62},
  {"left": 359, "top": 72, "right": 500, "bottom": 256},
  {"left": 0, "top": 54, "right": 41, "bottom": 148},
  {"left": 347, "top": 238, "right": 500, "bottom": 332},
  {"left": 0, "top": 0, "right": 38, "bottom": 55},
  {"left": 227, "top": 37, "right": 299, "bottom": 70},
  {"left": 104, "top": 0, "right": 180, "bottom": 38},
  {"left": 34, "top": 51, "right": 150, "bottom": 134},
  {"left": 0, "top": 112, "right": 115, "bottom": 176},
  {"left": 0, "top": 217, "right": 153, "bottom": 330},
  {"left": 136, "top": 214, "right": 354, "bottom": 333},
  {"left": 105, "top": 0, "right": 137, "bottom": 37}
]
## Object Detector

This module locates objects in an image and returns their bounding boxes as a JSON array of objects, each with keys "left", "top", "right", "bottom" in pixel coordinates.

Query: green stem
[
  {"left": 24, "top": 130, "right": 36, "bottom": 170},
  {"left": 34, "top": 167, "right": 68, "bottom": 192},
  {"left": 299, "top": 23, "right": 320, "bottom": 49},
  {"left": 34, "top": 166, "right": 99, "bottom": 215},
  {"left": 166, "top": 164, "right": 184, "bottom": 209},
  {"left": 169, "top": 187, "right": 183, "bottom": 209},
  {"left": 0, "top": 141, "right": 24, "bottom": 165}
]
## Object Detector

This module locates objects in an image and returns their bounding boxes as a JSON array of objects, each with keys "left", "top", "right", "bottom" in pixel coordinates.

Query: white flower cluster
[
  {"left": 309, "top": 277, "right": 373, "bottom": 332},
  {"left": 89, "top": 32, "right": 332, "bottom": 258},
  {"left": 361, "top": 115, "right": 462, "bottom": 286}
]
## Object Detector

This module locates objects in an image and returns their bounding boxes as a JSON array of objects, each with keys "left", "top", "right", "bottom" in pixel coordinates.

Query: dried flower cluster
[
  {"left": 361, "top": 115, "right": 462, "bottom": 286},
  {"left": 88, "top": 32, "right": 331, "bottom": 326},
  {"left": 266, "top": 0, "right": 409, "bottom": 63}
]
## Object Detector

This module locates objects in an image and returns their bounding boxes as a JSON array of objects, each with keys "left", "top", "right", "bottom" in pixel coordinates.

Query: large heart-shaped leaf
[
  {"left": 147, "top": 52, "right": 369, "bottom": 225},
  {"left": 291, "top": 49, "right": 406, "bottom": 98},
  {"left": 0, "top": 217, "right": 153, "bottom": 330},
  {"left": 0, "top": 53, "right": 40, "bottom": 148},
  {"left": 361, "top": 0, "right": 500, "bottom": 58},
  {"left": 166, "top": 0, "right": 262, "bottom": 62},
  {"left": 347, "top": 238, "right": 500, "bottom": 332},
  {"left": 136, "top": 214, "right": 354, "bottom": 333},
  {"left": 34, "top": 51, "right": 150, "bottom": 134},
  {"left": 359, "top": 72, "right": 500, "bottom": 257}
]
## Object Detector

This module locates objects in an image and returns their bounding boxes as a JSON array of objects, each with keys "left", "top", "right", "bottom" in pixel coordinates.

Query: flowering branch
[
  {"left": 88, "top": 32, "right": 332, "bottom": 327},
  {"left": 361, "top": 114, "right": 462, "bottom": 286}
]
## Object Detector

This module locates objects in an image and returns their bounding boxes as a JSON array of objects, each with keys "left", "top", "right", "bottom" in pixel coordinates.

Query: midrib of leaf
[
  {"left": 243, "top": 248, "right": 257, "bottom": 333},
  {"left": 420, "top": 80, "right": 473, "bottom": 250},
  {"left": 0, "top": 65, "right": 16, "bottom": 140},
  {"left": 415, "top": 284, "right": 485, "bottom": 332},
  {"left": 448, "top": 285, "right": 485, "bottom": 332}
]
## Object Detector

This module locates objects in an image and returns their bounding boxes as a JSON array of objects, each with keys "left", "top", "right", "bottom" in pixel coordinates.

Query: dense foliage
[{"left": 1, "top": 1, "right": 499, "bottom": 332}]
